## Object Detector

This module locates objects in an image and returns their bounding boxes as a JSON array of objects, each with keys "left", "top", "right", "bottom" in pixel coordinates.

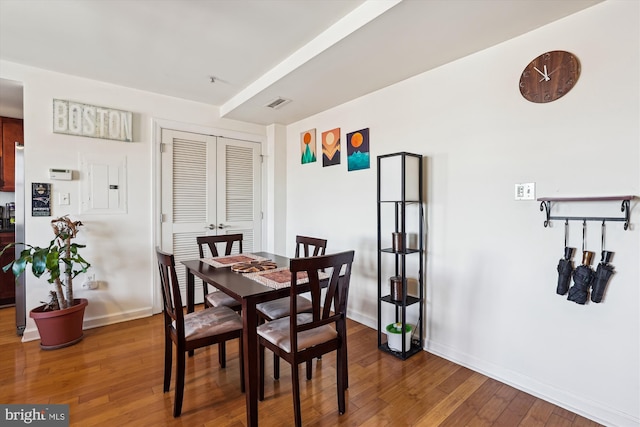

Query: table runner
[{"left": 245, "top": 267, "right": 329, "bottom": 289}]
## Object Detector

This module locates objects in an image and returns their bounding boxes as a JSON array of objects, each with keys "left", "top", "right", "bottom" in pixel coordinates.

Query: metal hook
[
  {"left": 582, "top": 219, "right": 587, "bottom": 253},
  {"left": 564, "top": 219, "right": 569, "bottom": 248},
  {"left": 601, "top": 220, "right": 606, "bottom": 253}
]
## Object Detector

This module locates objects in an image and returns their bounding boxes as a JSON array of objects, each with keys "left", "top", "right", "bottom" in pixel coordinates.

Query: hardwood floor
[{"left": 0, "top": 306, "right": 601, "bottom": 426}]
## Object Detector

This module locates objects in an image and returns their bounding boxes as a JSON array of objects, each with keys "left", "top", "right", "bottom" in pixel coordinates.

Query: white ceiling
[{"left": 0, "top": 0, "right": 603, "bottom": 125}]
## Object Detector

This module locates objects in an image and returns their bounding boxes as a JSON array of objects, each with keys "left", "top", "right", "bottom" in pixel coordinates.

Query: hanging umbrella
[
  {"left": 556, "top": 246, "right": 575, "bottom": 295},
  {"left": 591, "top": 252, "right": 614, "bottom": 303},
  {"left": 567, "top": 221, "right": 595, "bottom": 305},
  {"left": 591, "top": 224, "right": 615, "bottom": 303},
  {"left": 567, "top": 250, "right": 595, "bottom": 304},
  {"left": 556, "top": 221, "right": 574, "bottom": 296}
]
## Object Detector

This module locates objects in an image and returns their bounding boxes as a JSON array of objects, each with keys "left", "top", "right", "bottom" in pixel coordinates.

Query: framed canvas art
[
  {"left": 32, "top": 183, "right": 51, "bottom": 216},
  {"left": 300, "top": 129, "right": 317, "bottom": 164},
  {"left": 322, "top": 128, "right": 340, "bottom": 167},
  {"left": 346, "top": 128, "right": 370, "bottom": 171}
]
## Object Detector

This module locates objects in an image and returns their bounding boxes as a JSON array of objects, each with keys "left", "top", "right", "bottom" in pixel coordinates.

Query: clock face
[{"left": 519, "top": 50, "right": 580, "bottom": 103}]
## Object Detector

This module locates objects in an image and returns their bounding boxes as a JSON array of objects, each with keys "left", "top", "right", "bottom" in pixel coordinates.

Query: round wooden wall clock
[{"left": 519, "top": 50, "right": 580, "bottom": 103}]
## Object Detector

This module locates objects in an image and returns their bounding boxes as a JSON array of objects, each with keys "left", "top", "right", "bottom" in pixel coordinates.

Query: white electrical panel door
[{"left": 80, "top": 154, "right": 127, "bottom": 214}]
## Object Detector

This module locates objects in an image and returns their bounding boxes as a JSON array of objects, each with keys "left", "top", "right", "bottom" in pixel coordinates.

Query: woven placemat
[{"left": 201, "top": 253, "right": 268, "bottom": 268}]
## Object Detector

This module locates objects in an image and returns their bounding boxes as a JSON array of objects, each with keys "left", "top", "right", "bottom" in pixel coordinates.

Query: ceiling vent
[{"left": 265, "top": 97, "right": 291, "bottom": 109}]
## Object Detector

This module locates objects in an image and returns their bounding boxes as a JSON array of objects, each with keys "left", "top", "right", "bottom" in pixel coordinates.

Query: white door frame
[{"left": 151, "top": 118, "right": 267, "bottom": 313}]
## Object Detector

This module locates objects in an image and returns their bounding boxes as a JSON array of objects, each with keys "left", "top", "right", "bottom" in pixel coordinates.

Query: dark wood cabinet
[
  {"left": 0, "top": 116, "right": 23, "bottom": 192},
  {"left": 0, "top": 232, "right": 15, "bottom": 306}
]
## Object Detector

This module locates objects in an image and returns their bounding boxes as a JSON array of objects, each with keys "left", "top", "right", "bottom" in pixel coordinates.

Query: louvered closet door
[
  {"left": 216, "top": 137, "right": 261, "bottom": 252},
  {"left": 160, "top": 129, "right": 261, "bottom": 304}
]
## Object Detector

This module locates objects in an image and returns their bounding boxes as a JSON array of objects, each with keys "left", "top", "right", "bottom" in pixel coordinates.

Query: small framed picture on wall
[
  {"left": 346, "top": 128, "right": 370, "bottom": 171},
  {"left": 322, "top": 128, "right": 341, "bottom": 167},
  {"left": 32, "top": 183, "right": 51, "bottom": 217},
  {"left": 300, "top": 129, "right": 317, "bottom": 164}
]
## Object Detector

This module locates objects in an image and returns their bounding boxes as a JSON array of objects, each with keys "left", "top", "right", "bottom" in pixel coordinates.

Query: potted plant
[{"left": 1, "top": 215, "right": 91, "bottom": 349}]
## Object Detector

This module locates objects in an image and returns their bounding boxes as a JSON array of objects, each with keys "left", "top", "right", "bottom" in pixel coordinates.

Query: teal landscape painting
[
  {"left": 301, "top": 129, "right": 317, "bottom": 164},
  {"left": 346, "top": 128, "right": 370, "bottom": 171}
]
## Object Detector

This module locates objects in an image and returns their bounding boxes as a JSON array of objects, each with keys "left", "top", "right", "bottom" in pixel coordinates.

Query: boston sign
[{"left": 53, "top": 99, "right": 133, "bottom": 142}]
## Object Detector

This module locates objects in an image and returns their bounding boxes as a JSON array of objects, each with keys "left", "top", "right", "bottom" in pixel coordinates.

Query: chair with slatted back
[
  {"left": 257, "top": 250, "right": 355, "bottom": 427},
  {"left": 155, "top": 247, "right": 244, "bottom": 417},
  {"left": 256, "top": 235, "right": 327, "bottom": 379},
  {"left": 197, "top": 234, "right": 243, "bottom": 312}
]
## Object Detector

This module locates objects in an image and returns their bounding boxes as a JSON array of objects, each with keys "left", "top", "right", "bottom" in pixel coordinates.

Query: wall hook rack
[{"left": 537, "top": 196, "right": 634, "bottom": 230}]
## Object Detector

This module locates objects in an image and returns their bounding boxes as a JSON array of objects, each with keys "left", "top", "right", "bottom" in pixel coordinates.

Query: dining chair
[
  {"left": 197, "top": 234, "right": 243, "bottom": 312},
  {"left": 257, "top": 250, "right": 355, "bottom": 427},
  {"left": 156, "top": 247, "right": 244, "bottom": 417},
  {"left": 256, "top": 235, "right": 327, "bottom": 379}
]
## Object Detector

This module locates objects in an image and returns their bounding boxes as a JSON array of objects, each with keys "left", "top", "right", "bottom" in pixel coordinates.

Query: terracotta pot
[{"left": 29, "top": 298, "right": 88, "bottom": 350}]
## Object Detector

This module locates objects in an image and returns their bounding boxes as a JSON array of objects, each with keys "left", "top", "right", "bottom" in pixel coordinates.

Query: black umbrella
[
  {"left": 556, "top": 246, "right": 575, "bottom": 295},
  {"left": 567, "top": 250, "right": 595, "bottom": 304},
  {"left": 567, "top": 221, "right": 596, "bottom": 304},
  {"left": 591, "top": 223, "right": 615, "bottom": 303},
  {"left": 591, "top": 252, "right": 614, "bottom": 303},
  {"left": 556, "top": 221, "right": 575, "bottom": 296}
]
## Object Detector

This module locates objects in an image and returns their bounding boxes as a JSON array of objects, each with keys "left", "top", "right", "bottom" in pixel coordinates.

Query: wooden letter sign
[{"left": 53, "top": 99, "right": 133, "bottom": 142}]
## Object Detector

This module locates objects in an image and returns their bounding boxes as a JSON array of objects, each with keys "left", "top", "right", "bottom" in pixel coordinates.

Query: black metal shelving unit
[{"left": 377, "top": 152, "right": 424, "bottom": 360}]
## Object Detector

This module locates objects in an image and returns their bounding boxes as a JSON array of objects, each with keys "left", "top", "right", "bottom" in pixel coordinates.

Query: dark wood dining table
[{"left": 182, "top": 251, "right": 292, "bottom": 427}]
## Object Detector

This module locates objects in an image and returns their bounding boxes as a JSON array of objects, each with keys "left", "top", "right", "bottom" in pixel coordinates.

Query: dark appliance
[{"left": 4, "top": 202, "right": 15, "bottom": 230}]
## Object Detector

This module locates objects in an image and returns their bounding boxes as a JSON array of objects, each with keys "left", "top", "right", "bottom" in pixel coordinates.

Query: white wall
[
  {"left": 265, "top": 123, "right": 288, "bottom": 255},
  {"left": 285, "top": 1, "right": 639, "bottom": 425},
  {"left": 0, "top": 60, "right": 267, "bottom": 338}
]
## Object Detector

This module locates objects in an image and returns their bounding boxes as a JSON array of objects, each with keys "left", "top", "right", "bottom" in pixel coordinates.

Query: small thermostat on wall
[{"left": 49, "top": 168, "right": 72, "bottom": 180}]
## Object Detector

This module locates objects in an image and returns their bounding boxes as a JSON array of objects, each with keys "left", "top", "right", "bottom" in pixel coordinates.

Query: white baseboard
[
  {"left": 347, "top": 308, "right": 376, "bottom": 330},
  {"left": 21, "top": 307, "right": 154, "bottom": 343}
]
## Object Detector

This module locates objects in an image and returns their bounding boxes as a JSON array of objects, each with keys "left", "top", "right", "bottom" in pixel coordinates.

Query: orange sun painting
[
  {"left": 346, "top": 128, "right": 370, "bottom": 171},
  {"left": 300, "top": 129, "right": 317, "bottom": 164},
  {"left": 322, "top": 128, "right": 340, "bottom": 167}
]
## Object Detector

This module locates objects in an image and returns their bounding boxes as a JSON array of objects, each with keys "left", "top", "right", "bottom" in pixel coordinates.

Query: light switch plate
[
  {"left": 59, "top": 192, "right": 70, "bottom": 205},
  {"left": 515, "top": 183, "right": 535, "bottom": 200}
]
